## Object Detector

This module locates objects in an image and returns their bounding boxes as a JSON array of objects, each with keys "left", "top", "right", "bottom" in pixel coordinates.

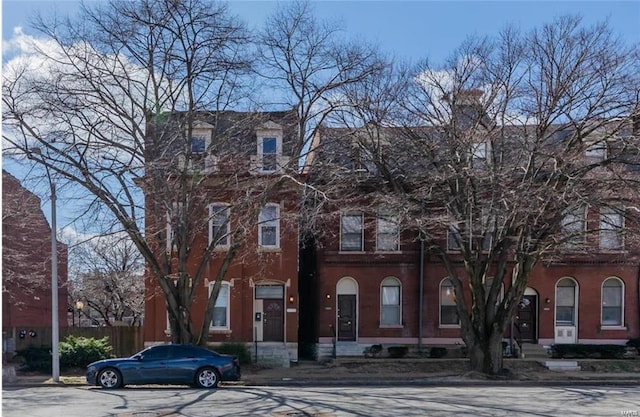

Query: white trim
[
  {"left": 439, "top": 277, "right": 460, "bottom": 327},
  {"left": 340, "top": 212, "right": 364, "bottom": 252},
  {"left": 600, "top": 276, "right": 625, "bottom": 327},
  {"left": 209, "top": 203, "right": 230, "bottom": 249},
  {"left": 380, "top": 276, "right": 402, "bottom": 326},
  {"left": 208, "top": 281, "right": 231, "bottom": 331},
  {"left": 258, "top": 203, "right": 280, "bottom": 248},
  {"left": 554, "top": 277, "right": 579, "bottom": 343}
]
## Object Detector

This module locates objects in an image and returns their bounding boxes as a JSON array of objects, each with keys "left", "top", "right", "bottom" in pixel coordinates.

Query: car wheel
[
  {"left": 97, "top": 367, "right": 122, "bottom": 389},
  {"left": 195, "top": 367, "right": 220, "bottom": 389}
]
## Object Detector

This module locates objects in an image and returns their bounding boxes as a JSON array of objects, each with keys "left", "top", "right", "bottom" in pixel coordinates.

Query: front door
[
  {"left": 517, "top": 295, "right": 537, "bottom": 343},
  {"left": 337, "top": 295, "right": 356, "bottom": 341},
  {"left": 263, "top": 299, "right": 284, "bottom": 341}
]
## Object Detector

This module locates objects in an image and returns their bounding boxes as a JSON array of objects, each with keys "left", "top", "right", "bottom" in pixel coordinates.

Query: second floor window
[
  {"left": 259, "top": 204, "right": 280, "bottom": 248},
  {"left": 600, "top": 208, "right": 624, "bottom": 250},
  {"left": 376, "top": 213, "right": 399, "bottom": 252},
  {"left": 561, "top": 206, "right": 586, "bottom": 249},
  {"left": 260, "top": 137, "right": 278, "bottom": 172},
  {"left": 340, "top": 213, "right": 363, "bottom": 251},
  {"left": 209, "top": 204, "right": 230, "bottom": 248}
]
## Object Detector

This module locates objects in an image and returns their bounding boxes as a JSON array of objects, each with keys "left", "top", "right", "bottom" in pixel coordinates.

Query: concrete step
[
  {"left": 521, "top": 344, "right": 550, "bottom": 359},
  {"left": 544, "top": 360, "right": 581, "bottom": 371}
]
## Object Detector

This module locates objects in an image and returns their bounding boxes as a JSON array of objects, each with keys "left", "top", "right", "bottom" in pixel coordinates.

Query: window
[
  {"left": 440, "top": 279, "right": 459, "bottom": 326},
  {"left": 380, "top": 277, "right": 401, "bottom": 326},
  {"left": 340, "top": 213, "right": 364, "bottom": 251},
  {"left": 469, "top": 141, "right": 489, "bottom": 167},
  {"left": 562, "top": 206, "right": 586, "bottom": 248},
  {"left": 555, "top": 278, "right": 576, "bottom": 326},
  {"left": 260, "top": 137, "right": 278, "bottom": 172},
  {"left": 209, "top": 204, "right": 230, "bottom": 248},
  {"left": 258, "top": 204, "right": 280, "bottom": 248},
  {"left": 600, "top": 208, "right": 624, "bottom": 250},
  {"left": 376, "top": 213, "right": 399, "bottom": 252},
  {"left": 191, "top": 136, "right": 206, "bottom": 154},
  {"left": 208, "top": 282, "right": 230, "bottom": 330},
  {"left": 447, "top": 223, "right": 462, "bottom": 251},
  {"left": 166, "top": 202, "right": 184, "bottom": 252},
  {"left": 602, "top": 278, "right": 624, "bottom": 327},
  {"left": 585, "top": 141, "right": 606, "bottom": 161}
]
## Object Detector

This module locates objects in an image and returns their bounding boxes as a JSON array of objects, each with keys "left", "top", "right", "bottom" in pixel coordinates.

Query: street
[{"left": 3, "top": 385, "right": 640, "bottom": 417}]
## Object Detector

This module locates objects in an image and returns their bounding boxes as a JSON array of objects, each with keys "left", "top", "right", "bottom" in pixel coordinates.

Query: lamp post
[{"left": 30, "top": 148, "right": 59, "bottom": 382}]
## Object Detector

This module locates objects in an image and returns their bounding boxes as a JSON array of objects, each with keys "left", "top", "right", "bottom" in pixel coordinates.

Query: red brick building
[
  {"left": 142, "top": 112, "right": 301, "bottom": 364},
  {"left": 2, "top": 170, "right": 68, "bottom": 353},
  {"left": 302, "top": 117, "right": 640, "bottom": 359}
]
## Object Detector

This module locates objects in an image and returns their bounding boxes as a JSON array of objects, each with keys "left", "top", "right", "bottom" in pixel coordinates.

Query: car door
[
  {"left": 136, "top": 345, "right": 172, "bottom": 384},
  {"left": 166, "top": 345, "right": 204, "bottom": 384}
]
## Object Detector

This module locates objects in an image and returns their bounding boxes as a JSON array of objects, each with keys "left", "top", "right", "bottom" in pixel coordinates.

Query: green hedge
[
  {"left": 550, "top": 344, "right": 626, "bottom": 359},
  {"left": 214, "top": 342, "right": 251, "bottom": 364},
  {"left": 59, "top": 336, "right": 113, "bottom": 368},
  {"left": 627, "top": 338, "right": 640, "bottom": 354},
  {"left": 16, "top": 336, "right": 114, "bottom": 372}
]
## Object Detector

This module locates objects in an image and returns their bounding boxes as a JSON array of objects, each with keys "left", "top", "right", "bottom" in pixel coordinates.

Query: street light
[{"left": 30, "top": 148, "right": 59, "bottom": 382}]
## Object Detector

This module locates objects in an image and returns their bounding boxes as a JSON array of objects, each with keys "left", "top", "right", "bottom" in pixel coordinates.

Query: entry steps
[{"left": 521, "top": 344, "right": 581, "bottom": 371}]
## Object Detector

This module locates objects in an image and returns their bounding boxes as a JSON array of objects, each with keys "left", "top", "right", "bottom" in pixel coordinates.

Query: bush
[
  {"left": 387, "top": 346, "right": 408, "bottom": 358},
  {"left": 59, "top": 336, "right": 113, "bottom": 369},
  {"left": 15, "top": 345, "right": 52, "bottom": 373},
  {"left": 429, "top": 347, "right": 448, "bottom": 358},
  {"left": 214, "top": 342, "right": 251, "bottom": 365},
  {"left": 550, "top": 344, "right": 626, "bottom": 359},
  {"left": 627, "top": 338, "right": 640, "bottom": 354}
]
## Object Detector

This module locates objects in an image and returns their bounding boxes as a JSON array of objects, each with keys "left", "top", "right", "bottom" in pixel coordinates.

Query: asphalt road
[{"left": 3, "top": 385, "right": 640, "bottom": 417}]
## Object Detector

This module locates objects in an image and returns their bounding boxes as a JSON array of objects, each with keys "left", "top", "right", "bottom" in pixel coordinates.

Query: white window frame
[
  {"left": 601, "top": 277, "right": 625, "bottom": 328},
  {"left": 439, "top": 278, "right": 460, "bottom": 327},
  {"left": 257, "top": 135, "right": 282, "bottom": 173},
  {"left": 208, "top": 281, "right": 230, "bottom": 330},
  {"left": 600, "top": 207, "right": 624, "bottom": 250},
  {"left": 209, "top": 203, "right": 230, "bottom": 249},
  {"left": 166, "top": 202, "right": 183, "bottom": 253},
  {"left": 562, "top": 205, "right": 587, "bottom": 249},
  {"left": 447, "top": 223, "right": 462, "bottom": 251},
  {"left": 376, "top": 212, "right": 400, "bottom": 252},
  {"left": 258, "top": 203, "right": 280, "bottom": 248},
  {"left": 469, "top": 141, "right": 490, "bottom": 167},
  {"left": 555, "top": 278, "right": 577, "bottom": 326},
  {"left": 340, "top": 212, "right": 364, "bottom": 252},
  {"left": 585, "top": 140, "right": 607, "bottom": 161},
  {"left": 380, "top": 277, "right": 402, "bottom": 327}
]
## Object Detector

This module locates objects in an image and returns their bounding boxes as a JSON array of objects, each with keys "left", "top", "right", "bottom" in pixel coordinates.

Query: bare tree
[
  {"left": 258, "top": 0, "right": 386, "bottom": 156},
  {"left": 309, "top": 16, "right": 640, "bottom": 374},
  {"left": 67, "top": 234, "right": 144, "bottom": 327},
  {"left": 2, "top": 0, "right": 289, "bottom": 345}
]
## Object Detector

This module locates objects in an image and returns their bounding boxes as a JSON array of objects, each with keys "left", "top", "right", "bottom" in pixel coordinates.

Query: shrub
[
  {"left": 429, "top": 347, "right": 448, "bottom": 358},
  {"left": 15, "top": 345, "right": 52, "bottom": 373},
  {"left": 550, "top": 344, "right": 626, "bottom": 359},
  {"left": 59, "top": 336, "right": 113, "bottom": 369},
  {"left": 627, "top": 338, "right": 640, "bottom": 354},
  {"left": 387, "top": 346, "right": 408, "bottom": 358},
  {"left": 214, "top": 342, "right": 251, "bottom": 364}
]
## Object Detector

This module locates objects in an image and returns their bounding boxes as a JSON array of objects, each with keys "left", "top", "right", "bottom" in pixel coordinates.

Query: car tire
[
  {"left": 195, "top": 367, "right": 220, "bottom": 389},
  {"left": 97, "top": 367, "right": 123, "bottom": 389}
]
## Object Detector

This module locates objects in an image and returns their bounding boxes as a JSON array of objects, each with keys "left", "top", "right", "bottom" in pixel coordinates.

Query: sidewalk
[{"left": 3, "top": 360, "right": 640, "bottom": 388}]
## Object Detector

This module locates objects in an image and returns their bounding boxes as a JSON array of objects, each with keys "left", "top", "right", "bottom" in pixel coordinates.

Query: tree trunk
[{"left": 468, "top": 332, "right": 504, "bottom": 375}]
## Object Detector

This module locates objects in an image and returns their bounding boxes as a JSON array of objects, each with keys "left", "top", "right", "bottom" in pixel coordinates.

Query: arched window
[
  {"left": 440, "top": 278, "right": 460, "bottom": 326},
  {"left": 602, "top": 278, "right": 624, "bottom": 327},
  {"left": 555, "top": 278, "right": 577, "bottom": 326},
  {"left": 380, "top": 277, "right": 401, "bottom": 326}
]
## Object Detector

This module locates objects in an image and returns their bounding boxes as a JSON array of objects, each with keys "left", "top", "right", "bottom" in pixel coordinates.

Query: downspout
[{"left": 418, "top": 236, "right": 425, "bottom": 354}]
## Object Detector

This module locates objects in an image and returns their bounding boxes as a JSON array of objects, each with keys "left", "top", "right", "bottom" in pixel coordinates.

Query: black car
[{"left": 86, "top": 344, "right": 241, "bottom": 389}]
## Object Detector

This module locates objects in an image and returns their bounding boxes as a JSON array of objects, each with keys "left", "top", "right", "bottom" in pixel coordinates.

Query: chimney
[{"left": 444, "top": 89, "right": 485, "bottom": 130}]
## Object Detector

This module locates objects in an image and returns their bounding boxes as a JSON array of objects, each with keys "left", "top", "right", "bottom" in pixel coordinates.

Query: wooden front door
[
  {"left": 263, "top": 299, "right": 284, "bottom": 341},
  {"left": 337, "top": 295, "right": 356, "bottom": 341},
  {"left": 517, "top": 295, "right": 537, "bottom": 343}
]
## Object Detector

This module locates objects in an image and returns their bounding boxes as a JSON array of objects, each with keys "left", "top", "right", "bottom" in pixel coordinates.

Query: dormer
[
  {"left": 251, "top": 121, "right": 290, "bottom": 174},
  {"left": 182, "top": 120, "right": 218, "bottom": 173}
]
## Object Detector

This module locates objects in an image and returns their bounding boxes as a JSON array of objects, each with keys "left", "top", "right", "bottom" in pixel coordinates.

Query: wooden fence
[{"left": 4, "top": 326, "right": 144, "bottom": 357}]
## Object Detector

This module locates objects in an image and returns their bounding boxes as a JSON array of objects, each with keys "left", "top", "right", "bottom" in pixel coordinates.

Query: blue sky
[
  {"left": 3, "top": 1, "right": 640, "bottom": 64},
  {"left": 2, "top": 0, "right": 639, "bottom": 231}
]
